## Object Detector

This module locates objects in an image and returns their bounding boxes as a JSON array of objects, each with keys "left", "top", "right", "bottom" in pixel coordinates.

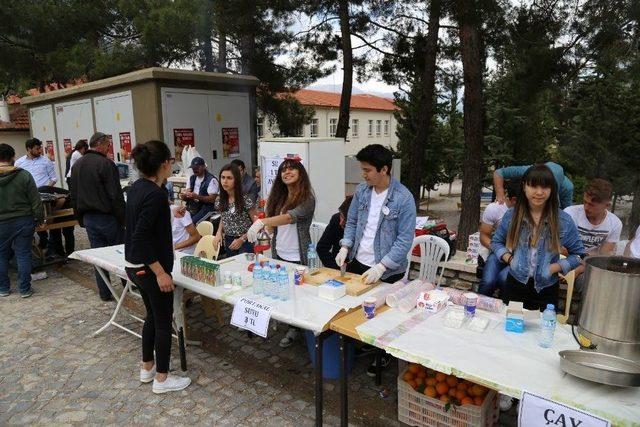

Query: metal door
[
  {"left": 29, "top": 105, "right": 63, "bottom": 186},
  {"left": 94, "top": 91, "right": 136, "bottom": 163}
]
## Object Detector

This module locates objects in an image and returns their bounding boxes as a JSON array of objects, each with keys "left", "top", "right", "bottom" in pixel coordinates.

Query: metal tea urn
[{"left": 559, "top": 256, "right": 640, "bottom": 387}]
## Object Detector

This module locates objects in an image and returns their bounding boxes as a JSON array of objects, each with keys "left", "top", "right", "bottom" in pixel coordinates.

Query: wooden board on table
[{"left": 304, "top": 267, "right": 380, "bottom": 296}]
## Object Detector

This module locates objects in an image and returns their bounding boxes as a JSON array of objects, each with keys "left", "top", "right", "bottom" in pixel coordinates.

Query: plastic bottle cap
[{"left": 547, "top": 304, "right": 555, "bottom": 310}]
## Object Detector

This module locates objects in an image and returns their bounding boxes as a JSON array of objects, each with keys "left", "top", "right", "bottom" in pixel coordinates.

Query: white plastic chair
[
  {"left": 404, "top": 235, "right": 450, "bottom": 285},
  {"left": 310, "top": 221, "right": 328, "bottom": 246},
  {"left": 196, "top": 220, "right": 214, "bottom": 236},
  {"left": 310, "top": 221, "right": 328, "bottom": 266}
]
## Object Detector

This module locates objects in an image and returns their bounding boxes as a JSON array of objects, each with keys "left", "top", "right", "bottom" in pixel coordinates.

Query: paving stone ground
[{"left": 0, "top": 230, "right": 517, "bottom": 426}]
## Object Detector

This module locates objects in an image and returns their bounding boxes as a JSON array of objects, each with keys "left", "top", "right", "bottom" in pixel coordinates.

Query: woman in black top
[
  {"left": 124, "top": 140, "right": 191, "bottom": 394},
  {"left": 317, "top": 196, "right": 353, "bottom": 269}
]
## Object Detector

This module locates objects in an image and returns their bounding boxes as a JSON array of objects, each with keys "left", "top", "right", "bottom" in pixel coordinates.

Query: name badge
[{"left": 382, "top": 206, "right": 390, "bottom": 216}]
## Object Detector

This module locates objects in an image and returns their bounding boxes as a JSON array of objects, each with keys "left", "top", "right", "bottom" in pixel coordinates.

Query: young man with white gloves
[{"left": 336, "top": 144, "right": 416, "bottom": 285}]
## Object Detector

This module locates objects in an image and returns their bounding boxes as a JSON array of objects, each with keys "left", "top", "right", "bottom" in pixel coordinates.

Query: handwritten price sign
[{"left": 230, "top": 298, "right": 272, "bottom": 338}]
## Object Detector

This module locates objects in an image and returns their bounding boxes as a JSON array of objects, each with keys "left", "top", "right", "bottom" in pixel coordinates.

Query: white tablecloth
[
  {"left": 356, "top": 306, "right": 640, "bottom": 426},
  {"left": 70, "top": 245, "right": 378, "bottom": 335}
]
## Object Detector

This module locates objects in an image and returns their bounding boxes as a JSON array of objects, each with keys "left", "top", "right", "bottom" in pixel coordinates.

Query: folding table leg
[
  {"left": 375, "top": 349, "right": 383, "bottom": 386},
  {"left": 315, "top": 331, "right": 329, "bottom": 427},
  {"left": 339, "top": 334, "right": 350, "bottom": 427}
]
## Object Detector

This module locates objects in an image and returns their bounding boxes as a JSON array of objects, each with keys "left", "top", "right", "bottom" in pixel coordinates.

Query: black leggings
[
  {"left": 504, "top": 273, "right": 559, "bottom": 312},
  {"left": 126, "top": 266, "right": 174, "bottom": 373},
  {"left": 347, "top": 258, "right": 405, "bottom": 284}
]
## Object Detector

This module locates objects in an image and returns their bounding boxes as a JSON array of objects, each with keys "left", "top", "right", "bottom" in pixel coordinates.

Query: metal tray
[{"left": 559, "top": 350, "right": 640, "bottom": 387}]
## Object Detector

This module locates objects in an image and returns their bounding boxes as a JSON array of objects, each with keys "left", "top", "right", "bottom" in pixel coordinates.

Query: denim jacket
[
  {"left": 491, "top": 208, "right": 585, "bottom": 292},
  {"left": 340, "top": 178, "right": 416, "bottom": 280}
]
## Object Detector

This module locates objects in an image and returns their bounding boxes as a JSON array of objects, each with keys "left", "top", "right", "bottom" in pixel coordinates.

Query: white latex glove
[
  {"left": 362, "top": 263, "right": 386, "bottom": 285},
  {"left": 247, "top": 219, "right": 265, "bottom": 243},
  {"left": 335, "top": 247, "right": 349, "bottom": 268}
]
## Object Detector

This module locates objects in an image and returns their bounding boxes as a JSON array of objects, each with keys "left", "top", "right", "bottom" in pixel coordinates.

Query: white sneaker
[
  {"left": 140, "top": 365, "right": 156, "bottom": 383},
  {"left": 152, "top": 374, "right": 191, "bottom": 394},
  {"left": 499, "top": 394, "right": 514, "bottom": 411},
  {"left": 31, "top": 271, "right": 48, "bottom": 281},
  {"left": 279, "top": 328, "right": 299, "bottom": 348}
]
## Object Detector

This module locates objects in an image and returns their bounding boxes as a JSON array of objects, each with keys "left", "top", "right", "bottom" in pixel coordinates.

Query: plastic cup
[
  {"left": 463, "top": 292, "right": 478, "bottom": 318},
  {"left": 363, "top": 297, "right": 376, "bottom": 319}
]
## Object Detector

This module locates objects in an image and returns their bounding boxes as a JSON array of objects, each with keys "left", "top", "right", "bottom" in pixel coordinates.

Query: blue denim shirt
[
  {"left": 340, "top": 177, "right": 416, "bottom": 280},
  {"left": 491, "top": 208, "right": 585, "bottom": 292},
  {"left": 497, "top": 162, "right": 574, "bottom": 209}
]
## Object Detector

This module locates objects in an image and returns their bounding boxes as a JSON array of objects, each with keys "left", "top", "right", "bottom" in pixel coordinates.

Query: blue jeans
[
  {"left": 478, "top": 253, "right": 509, "bottom": 297},
  {"left": 223, "top": 235, "right": 254, "bottom": 258},
  {"left": 0, "top": 216, "right": 35, "bottom": 294},
  {"left": 84, "top": 213, "right": 125, "bottom": 300},
  {"left": 191, "top": 205, "right": 214, "bottom": 224}
]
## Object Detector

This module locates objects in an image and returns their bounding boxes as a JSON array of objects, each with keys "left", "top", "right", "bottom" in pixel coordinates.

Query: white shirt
[
  {"left": 356, "top": 188, "right": 388, "bottom": 267},
  {"left": 276, "top": 223, "right": 300, "bottom": 262},
  {"left": 481, "top": 202, "right": 508, "bottom": 229},
  {"left": 66, "top": 150, "right": 83, "bottom": 178},
  {"left": 629, "top": 226, "right": 640, "bottom": 258},
  {"left": 564, "top": 205, "right": 622, "bottom": 255},
  {"left": 193, "top": 175, "right": 219, "bottom": 195},
  {"left": 171, "top": 209, "right": 196, "bottom": 254},
  {"left": 15, "top": 155, "right": 57, "bottom": 187}
]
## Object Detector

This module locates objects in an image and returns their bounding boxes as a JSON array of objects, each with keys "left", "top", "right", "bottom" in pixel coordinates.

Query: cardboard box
[
  {"left": 318, "top": 279, "right": 347, "bottom": 300},
  {"left": 416, "top": 289, "right": 449, "bottom": 313},
  {"left": 505, "top": 301, "right": 525, "bottom": 333}
]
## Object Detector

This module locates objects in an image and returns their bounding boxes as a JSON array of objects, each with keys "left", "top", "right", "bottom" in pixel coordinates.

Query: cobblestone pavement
[{"left": 0, "top": 230, "right": 516, "bottom": 426}]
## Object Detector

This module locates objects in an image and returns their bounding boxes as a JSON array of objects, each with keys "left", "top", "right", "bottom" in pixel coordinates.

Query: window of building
[
  {"left": 257, "top": 117, "right": 264, "bottom": 138},
  {"left": 310, "top": 118, "right": 318, "bottom": 137},
  {"left": 329, "top": 118, "right": 337, "bottom": 137},
  {"left": 351, "top": 119, "right": 359, "bottom": 137},
  {"left": 376, "top": 120, "right": 382, "bottom": 137},
  {"left": 368, "top": 120, "right": 373, "bottom": 137},
  {"left": 384, "top": 120, "right": 389, "bottom": 136}
]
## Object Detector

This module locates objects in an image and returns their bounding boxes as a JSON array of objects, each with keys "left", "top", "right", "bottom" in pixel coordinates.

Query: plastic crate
[{"left": 397, "top": 370, "right": 498, "bottom": 427}]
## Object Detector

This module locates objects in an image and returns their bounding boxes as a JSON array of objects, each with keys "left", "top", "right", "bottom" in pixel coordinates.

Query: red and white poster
[
  {"left": 222, "top": 127, "right": 239, "bottom": 158},
  {"left": 106, "top": 134, "right": 114, "bottom": 160},
  {"left": 173, "top": 128, "right": 194, "bottom": 162},
  {"left": 173, "top": 128, "right": 195, "bottom": 147},
  {"left": 45, "top": 141, "right": 55, "bottom": 161},
  {"left": 63, "top": 138, "right": 72, "bottom": 154},
  {"left": 119, "top": 132, "right": 132, "bottom": 161}
]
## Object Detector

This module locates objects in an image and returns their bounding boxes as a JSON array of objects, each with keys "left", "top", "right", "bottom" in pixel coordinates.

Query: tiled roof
[
  {"left": 292, "top": 89, "right": 396, "bottom": 111},
  {"left": 0, "top": 106, "right": 29, "bottom": 131}
]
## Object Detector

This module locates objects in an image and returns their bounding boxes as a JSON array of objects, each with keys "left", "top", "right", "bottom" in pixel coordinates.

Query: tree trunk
[
  {"left": 335, "top": 0, "right": 352, "bottom": 139},
  {"left": 448, "top": 181, "right": 453, "bottom": 196},
  {"left": 630, "top": 173, "right": 640, "bottom": 237},
  {"left": 217, "top": 31, "right": 227, "bottom": 73},
  {"left": 407, "top": 0, "right": 442, "bottom": 203},
  {"left": 201, "top": 1, "right": 215, "bottom": 71},
  {"left": 455, "top": 0, "right": 484, "bottom": 251}
]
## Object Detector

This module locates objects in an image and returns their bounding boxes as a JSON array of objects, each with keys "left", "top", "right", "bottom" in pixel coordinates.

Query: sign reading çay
[{"left": 518, "top": 391, "right": 610, "bottom": 427}]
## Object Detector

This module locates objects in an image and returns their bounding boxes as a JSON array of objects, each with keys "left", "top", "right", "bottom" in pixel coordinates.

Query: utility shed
[{"left": 21, "top": 67, "right": 259, "bottom": 187}]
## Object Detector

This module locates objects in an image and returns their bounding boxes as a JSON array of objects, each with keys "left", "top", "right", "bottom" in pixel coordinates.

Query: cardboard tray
[{"left": 304, "top": 267, "right": 379, "bottom": 296}]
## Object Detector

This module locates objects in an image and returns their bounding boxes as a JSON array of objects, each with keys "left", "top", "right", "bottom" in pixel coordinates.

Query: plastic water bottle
[
  {"left": 252, "top": 262, "right": 263, "bottom": 295},
  {"left": 267, "top": 263, "right": 277, "bottom": 298},
  {"left": 279, "top": 266, "right": 290, "bottom": 301},
  {"left": 307, "top": 244, "right": 319, "bottom": 273},
  {"left": 539, "top": 304, "right": 557, "bottom": 348}
]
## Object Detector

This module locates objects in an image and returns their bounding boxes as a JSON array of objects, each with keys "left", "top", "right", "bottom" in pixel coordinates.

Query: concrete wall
[
  {"left": 0, "top": 131, "right": 30, "bottom": 159},
  {"left": 260, "top": 106, "right": 397, "bottom": 155}
]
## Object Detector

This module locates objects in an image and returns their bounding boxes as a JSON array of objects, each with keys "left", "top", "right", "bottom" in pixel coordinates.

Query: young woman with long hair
[
  {"left": 247, "top": 158, "right": 316, "bottom": 348},
  {"left": 492, "top": 164, "right": 585, "bottom": 310},
  {"left": 124, "top": 140, "right": 191, "bottom": 393},
  {"left": 248, "top": 158, "right": 316, "bottom": 264},
  {"left": 213, "top": 163, "right": 258, "bottom": 256}
]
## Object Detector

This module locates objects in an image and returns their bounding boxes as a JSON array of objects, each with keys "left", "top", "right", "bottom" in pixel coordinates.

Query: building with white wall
[
  {"left": 258, "top": 89, "right": 398, "bottom": 156},
  {"left": 0, "top": 101, "right": 30, "bottom": 158}
]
